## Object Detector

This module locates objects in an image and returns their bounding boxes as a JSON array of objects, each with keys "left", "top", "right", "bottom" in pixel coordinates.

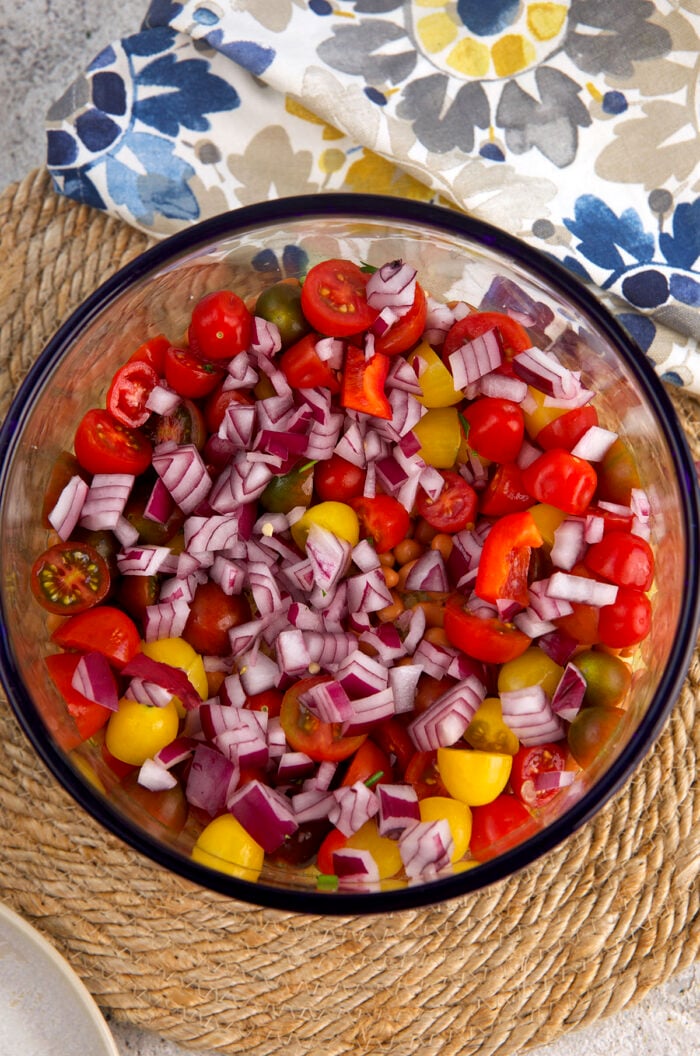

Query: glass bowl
[{"left": 0, "top": 194, "right": 698, "bottom": 913}]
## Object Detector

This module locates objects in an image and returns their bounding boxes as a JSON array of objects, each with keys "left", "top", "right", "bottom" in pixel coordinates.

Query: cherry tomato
[
  {"left": 45, "top": 651, "right": 114, "bottom": 741},
  {"left": 521, "top": 448, "right": 597, "bottom": 516},
  {"left": 50, "top": 605, "right": 141, "bottom": 670},
  {"left": 191, "top": 812, "right": 264, "bottom": 880},
  {"left": 106, "top": 360, "right": 159, "bottom": 429},
  {"left": 182, "top": 581, "right": 252, "bottom": 656},
  {"left": 188, "top": 289, "right": 253, "bottom": 362},
  {"left": 145, "top": 398, "right": 207, "bottom": 450},
  {"left": 405, "top": 750, "right": 450, "bottom": 800},
  {"left": 371, "top": 718, "right": 416, "bottom": 775},
  {"left": 462, "top": 397, "right": 525, "bottom": 463},
  {"left": 116, "top": 573, "right": 160, "bottom": 628},
  {"left": 164, "top": 345, "right": 222, "bottom": 399},
  {"left": 350, "top": 494, "right": 411, "bottom": 554},
  {"left": 31, "top": 541, "right": 110, "bottom": 615},
  {"left": 444, "top": 604, "right": 532, "bottom": 664},
  {"left": 123, "top": 475, "right": 186, "bottom": 545},
  {"left": 314, "top": 454, "right": 366, "bottom": 503},
  {"left": 437, "top": 747, "right": 512, "bottom": 806},
  {"left": 127, "top": 334, "right": 170, "bottom": 374},
  {"left": 574, "top": 649, "right": 632, "bottom": 709},
  {"left": 120, "top": 771, "right": 188, "bottom": 834},
  {"left": 300, "top": 258, "right": 377, "bottom": 337},
  {"left": 510, "top": 742, "right": 568, "bottom": 808},
  {"left": 280, "top": 676, "right": 367, "bottom": 762},
  {"left": 270, "top": 818, "right": 331, "bottom": 867},
  {"left": 204, "top": 382, "right": 254, "bottom": 433},
  {"left": 536, "top": 405, "right": 599, "bottom": 451},
  {"left": 260, "top": 464, "right": 314, "bottom": 514},
  {"left": 479, "top": 462, "right": 533, "bottom": 517},
  {"left": 584, "top": 531, "right": 655, "bottom": 591},
  {"left": 469, "top": 793, "right": 534, "bottom": 861},
  {"left": 279, "top": 333, "right": 340, "bottom": 392},
  {"left": 373, "top": 282, "right": 428, "bottom": 356},
  {"left": 255, "top": 280, "right": 310, "bottom": 349},
  {"left": 597, "top": 586, "right": 652, "bottom": 649},
  {"left": 341, "top": 739, "right": 394, "bottom": 787},
  {"left": 567, "top": 705, "right": 626, "bottom": 768},
  {"left": 416, "top": 470, "right": 478, "bottom": 533},
  {"left": 443, "top": 311, "right": 532, "bottom": 359},
  {"left": 74, "top": 408, "right": 152, "bottom": 476},
  {"left": 475, "top": 511, "right": 543, "bottom": 606},
  {"left": 243, "top": 689, "right": 284, "bottom": 718},
  {"left": 596, "top": 438, "right": 641, "bottom": 505},
  {"left": 317, "top": 828, "right": 348, "bottom": 875}
]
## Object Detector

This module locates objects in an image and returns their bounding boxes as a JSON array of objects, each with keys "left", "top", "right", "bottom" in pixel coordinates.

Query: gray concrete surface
[{"left": 0, "top": 2, "right": 697, "bottom": 1054}]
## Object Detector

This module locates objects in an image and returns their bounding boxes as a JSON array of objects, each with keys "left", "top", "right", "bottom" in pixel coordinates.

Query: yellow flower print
[{"left": 343, "top": 149, "right": 434, "bottom": 200}]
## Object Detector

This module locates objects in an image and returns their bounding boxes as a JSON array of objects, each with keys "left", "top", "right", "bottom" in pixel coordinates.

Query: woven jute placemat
[{"left": 0, "top": 169, "right": 698, "bottom": 1056}]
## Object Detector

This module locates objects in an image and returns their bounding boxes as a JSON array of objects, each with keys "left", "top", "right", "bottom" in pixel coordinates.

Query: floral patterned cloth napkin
[{"left": 46, "top": 1, "right": 700, "bottom": 391}]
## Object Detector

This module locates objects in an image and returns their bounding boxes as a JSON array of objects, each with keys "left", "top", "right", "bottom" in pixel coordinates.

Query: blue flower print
[{"left": 564, "top": 196, "right": 655, "bottom": 274}]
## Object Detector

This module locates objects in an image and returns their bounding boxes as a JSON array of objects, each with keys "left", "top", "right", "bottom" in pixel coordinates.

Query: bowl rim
[{"left": 1, "top": 192, "right": 698, "bottom": 914}]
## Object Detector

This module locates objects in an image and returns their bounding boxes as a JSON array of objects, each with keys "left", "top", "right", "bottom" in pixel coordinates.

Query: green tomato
[
  {"left": 574, "top": 649, "right": 632, "bottom": 709},
  {"left": 498, "top": 647, "right": 564, "bottom": 698},
  {"left": 567, "top": 705, "right": 626, "bottom": 768},
  {"left": 259, "top": 464, "right": 314, "bottom": 514},
  {"left": 255, "top": 282, "right": 310, "bottom": 349}
]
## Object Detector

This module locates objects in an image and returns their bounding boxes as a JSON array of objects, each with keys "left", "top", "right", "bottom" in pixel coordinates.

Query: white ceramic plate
[{"left": 0, "top": 902, "right": 119, "bottom": 1056}]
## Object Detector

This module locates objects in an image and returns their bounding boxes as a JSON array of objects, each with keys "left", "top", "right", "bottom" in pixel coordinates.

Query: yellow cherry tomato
[
  {"left": 140, "top": 636, "right": 209, "bottom": 712},
  {"left": 419, "top": 796, "right": 472, "bottom": 862},
  {"left": 522, "top": 386, "right": 567, "bottom": 440},
  {"left": 192, "top": 813, "right": 264, "bottom": 881},
  {"left": 290, "top": 500, "right": 360, "bottom": 550},
  {"left": 437, "top": 747, "right": 512, "bottom": 806},
  {"left": 412, "top": 407, "right": 462, "bottom": 468},
  {"left": 105, "top": 697, "right": 179, "bottom": 766},
  {"left": 528, "top": 503, "right": 567, "bottom": 548},
  {"left": 465, "top": 696, "right": 519, "bottom": 755},
  {"left": 408, "top": 341, "right": 462, "bottom": 408},
  {"left": 346, "top": 818, "right": 402, "bottom": 879},
  {"left": 498, "top": 647, "right": 564, "bottom": 698}
]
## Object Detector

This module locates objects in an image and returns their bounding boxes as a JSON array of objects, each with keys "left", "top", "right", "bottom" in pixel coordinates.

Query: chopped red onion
[
  {"left": 228, "top": 779, "right": 297, "bottom": 853},
  {"left": 396, "top": 604, "right": 427, "bottom": 655},
  {"left": 533, "top": 769, "right": 576, "bottom": 793},
  {"left": 500, "top": 685, "right": 566, "bottom": 746},
  {"left": 333, "top": 421, "right": 366, "bottom": 468},
  {"left": 359, "top": 625, "right": 406, "bottom": 665},
  {"left": 208, "top": 457, "right": 273, "bottom": 512},
  {"left": 122, "top": 653, "right": 203, "bottom": 711},
  {"left": 376, "top": 783, "right": 421, "bottom": 836},
  {"left": 329, "top": 781, "right": 379, "bottom": 837},
  {"left": 238, "top": 650, "right": 280, "bottom": 695},
  {"left": 528, "top": 579, "right": 574, "bottom": 621},
  {"left": 448, "top": 328, "right": 502, "bottom": 389},
  {"left": 550, "top": 662, "right": 587, "bottom": 722},
  {"left": 116, "top": 544, "right": 173, "bottom": 577},
  {"left": 479, "top": 372, "right": 528, "bottom": 402},
  {"left": 185, "top": 743, "right": 236, "bottom": 816},
  {"left": 571, "top": 425, "right": 618, "bottom": 462},
  {"left": 291, "top": 788, "right": 336, "bottom": 823},
  {"left": 215, "top": 710, "right": 269, "bottom": 769},
  {"left": 48, "top": 475, "right": 89, "bottom": 539},
  {"left": 584, "top": 514, "right": 605, "bottom": 545},
  {"left": 79, "top": 473, "right": 134, "bottom": 531},
  {"left": 513, "top": 609, "right": 556, "bottom": 639},
  {"left": 550, "top": 519, "right": 587, "bottom": 571},
  {"left": 305, "top": 523, "right": 352, "bottom": 595},
  {"left": 408, "top": 675, "right": 485, "bottom": 751},
  {"left": 342, "top": 687, "right": 395, "bottom": 735},
  {"left": 345, "top": 566, "right": 394, "bottom": 613},
  {"left": 143, "top": 596, "right": 191, "bottom": 642},
  {"left": 113, "top": 515, "right": 141, "bottom": 549},
  {"left": 299, "top": 679, "right": 353, "bottom": 724},
  {"left": 146, "top": 384, "right": 181, "bottom": 416},
  {"left": 386, "top": 355, "right": 423, "bottom": 395},
  {"left": 126, "top": 676, "right": 172, "bottom": 709},
  {"left": 152, "top": 443, "right": 212, "bottom": 514},
  {"left": 277, "top": 752, "right": 316, "bottom": 783},
  {"left": 70, "top": 651, "right": 119, "bottom": 711},
  {"left": 332, "top": 848, "right": 380, "bottom": 883},
  {"left": 225, "top": 352, "right": 258, "bottom": 390},
  {"left": 274, "top": 629, "right": 312, "bottom": 676},
  {"left": 366, "top": 260, "right": 417, "bottom": 312},
  {"left": 219, "top": 402, "right": 256, "bottom": 447},
  {"left": 155, "top": 736, "right": 198, "bottom": 769},
  {"left": 538, "top": 628, "right": 579, "bottom": 667},
  {"left": 138, "top": 757, "right": 178, "bottom": 792},
  {"left": 546, "top": 572, "right": 618, "bottom": 607},
  {"left": 267, "top": 716, "right": 287, "bottom": 760},
  {"left": 399, "top": 819, "right": 454, "bottom": 879},
  {"left": 335, "top": 649, "right": 388, "bottom": 698},
  {"left": 251, "top": 316, "right": 282, "bottom": 357},
  {"left": 209, "top": 555, "right": 246, "bottom": 596},
  {"left": 404, "top": 550, "right": 449, "bottom": 593},
  {"left": 512, "top": 346, "right": 580, "bottom": 400}
]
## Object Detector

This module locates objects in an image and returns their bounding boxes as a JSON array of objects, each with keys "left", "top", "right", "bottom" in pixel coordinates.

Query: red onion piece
[
  {"left": 70, "top": 651, "right": 119, "bottom": 712},
  {"left": 291, "top": 789, "right": 336, "bottom": 823},
  {"left": 122, "top": 653, "right": 203, "bottom": 711},
  {"left": 550, "top": 662, "right": 587, "bottom": 722},
  {"left": 512, "top": 346, "right": 580, "bottom": 400},
  {"left": 208, "top": 458, "right": 273, "bottom": 512},
  {"left": 215, "top": 710, "right": 269, "bottom": 769},
  {"left": 513, "top": 609, "right": 556, "bottom": 639},
  {"left": 332, "top": 848, "right": 380, "bottom": 883},
  {"left": 571, "top": 425, "right": 618, "bottom": 462},
  {"left": 125, "top": 677, "right": 172, "bottom": 708},
  {"left": 448, "top": 328, "right": 503, "bottom": 389},
  {"left": 155, "top": 736, "right": 198, "bottom": 769},
  {"left": 345, "top": 567, "right": 394, "bottom": 613},
  {"left": 342, "top": 687, "right": 395, "bottom": 735},
  {"left": 79, "top": 473, "right": 135, "bottom": 531},
  {"left": 528, "top": 579, "right": 574, "bottom": 621},
  {"left": 408, "top": 675, "right": 485, "bottom": 751},
  {"left": 305, "top": 523, "right": 352, "bottom": 595},
  {"left": 277, "top": 752, "right": 316, "bottom": 783},
  {"left": 537, "top": 628, "right": 579, "bottom": 667},
  {"left": 546, "top": 572, "right": 618, "bottom": 607},
  {"left": 145, "top": 383, "right": 181, "bottom": 417},
  {"left": 500, "top": 685, "right": 566, "bottom": 746},
  {"left": 238, "top": 650, "right": 280, "bottom": 695},
  {"left": 550, "top": 519, "right": 586, "bottom": 572},
  {"left": 376, "top": 783, "right": 421, "bottom": 836},
  {"left": 403, "top": 549, "right": 449, "bottom": 592},
  {"left": 185, "top": 744, "right": 237, "bottom": 816},
  {"left": 143, "top": 596, "right": 191, "bottom": 642},
  {"left": 335, "top": 649, "right": 388, "bottom": 698},
  {"left": 228, "top": 779, "right": 297, "bottom": 853},
  {"left": 251, "top": 316, "right": 282, "bottom": 356},
  {"left": 399, "top": 819, "right": 454, "bottom": 879},
  {"left": 114, "top": 515, "right": 140, "bottom": 549},
  {"left": 366, "top": 260, "right": 416, "bottom": 312},
  {"left": 584, "top": 514, "right": 605, "bottom": 544},
  {"left": 479, "top": 372, "right": 528, "bottom": 402},
  {"left": 533, "top": 769, "right": 576, "bottom": 792},
  {"left": 299, "top": 679, "right": 353, "bottom": 725},
  {"left": 329, "top": 782, "right": 379, "bottom": 837},
  {"left": 48, "top": 475, "right": 89, "bottom": 539},
  {"left": 137, "top": 758, "right": 178, "bottom": 792},
  {"left": 152, "top": 443, "right": 212, "bottom": 514},
  {"left": 219, "top": 402, "right": 256, "bottom": 447}
]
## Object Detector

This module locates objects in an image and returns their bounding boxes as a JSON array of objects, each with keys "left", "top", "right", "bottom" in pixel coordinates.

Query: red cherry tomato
[
  {"left": 50, "top": 606, "right": 141, "bottom": 670},
  {"left": 510, "top": 742, "right": 569, "bottom": 808},
  {"left": 146, "top": 397, "right": 207, "bottom": 450},
  {"left": 127, "top": 334, "right": 171, "bottom": 374},
  {"left": 279, "top": 333, "right": 340, "bottom": 392},
  {"left": 182, "top": 581, "right": 252, "bottom": 656},
  {"left": 416, "top": 470, "right": 478, "bottom": 533},
  {"left": 350, "top": 494, "right": 411, "bottom": 554},
  {"left": 188, "top": 289, "right": 253, "bottom": 362},
  {"left": 341, "top": 739, "right": 394, "bottom": 787},
  {"left": 243, "top": 689, "right": 284, "bottom": 718},
  {"left": 120, "top": 771, "right": 188, "bottom": 834},
  {"left": 521, "top": 448, "right": 597, "bottom": 516},
  {"left": 536, "top": 405, "right": 599, "bottom": 451},
  {"left": 475, "top": 511, "right": 543, "bottom": 606},
  {"left": 469, "top": 793, "right": 535, "bottom": 861},
  {"left": 462, "top": 397, "right": 525, "bottom": 463},
  {"left": 597, "top": 586, "right": 652, "bottom": 649},
  {"left": 444, "top": 604, "right": 532, "bottom": 664},
  {"left": 106, "top": 360, "right": 159, "bottom": 429},
  {"left": 204, "top": 382, "right": 254, "bottom": 433},
  {"left": 373, "top": 282, "right": 428, "bottom": 356},
  {"left": 31, "top": 541, "right": 110, "bottom": 615},
  {"left": 317, "top": 828, "right": 348, "bottom": 875},
  {"left": 164, "top": 345, "right": 222, "bottom": 399},
  {"left": 45, "top": 652, "right": 115, "bottom": 741},
  {"left": 583, "top": 531, "right": 655, "bottom": 590},
  {"left": 314, "top": 453, "right": 366, "bottom": 502},
  {"left": 370, "top": 718, "right": 416, "bottom": 776},
  {"left": 300, "top": 259, "right": 377, "bottom": 337},
  {"left": 74, "top": 408, "right": 152, "bottom": 476},
  {"left": 479, "top": 462, "right": 533, "bottom": 516},
  {"left": 280, "top": 676, "right": 368, "bottom": 762},
  {"left": 404, "top": 750, "right": 450, "bottom": 800},
  {"left": 443, "top": 311, "right": 532, "bottom": 359}
]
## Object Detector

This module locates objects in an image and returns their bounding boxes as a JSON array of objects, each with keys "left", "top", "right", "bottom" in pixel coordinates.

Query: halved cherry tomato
[
  {"left": 584, "top": 531, "right": 654, "bottom": 591},
  {"left": 475, "top": 511, "right": 543, "bottom": 606},
  {"left": 106, "top": 360, "right": 159, "bottom": 429},
  {"left": 31, "top": 541, "right": 110, "bottom": 615},
  {"left": 405, "top": 750, "right": 450, "bottom": 799},
  {"left": 45, "top": 652, "right": 114, "bottom": 741},
  {"left": 469, "top": 793, "right": 534, "bottom": 861},
  {"left": 204, "top": 382, "right": 254, "bottom": 433},
  {"left": 182, "top": 581, "right": 252, "bottom": 656},
  {"left": 536, "top": 405, "right": 599, "bottom": 451},
  {"left": 463, "top": 397, "right": 525, "bottom": 464},
  {"left": 444, "top": 603, "right": 532, "bottom": 664},
  {"left": 597, "top": 586, "right": 652, "bottom": 649},
  {"left": 280, "top": 676, "right": 367, "bottom": 762},
  {"left": 127, "top": 334, "right": 170, "bottom": 374},
  {"left": 371, "top": 718, "right": 416, "bottom": 775},
  {"left": 510, "top": 742, "right": 568, "bottom": 808},
  {"left": 521, "top": 449, "right": 597, "bottom": 516},
  {"left": 116, "top": 573, "right": 160, "bottom": 628},
  {"left": 479, "top": 462, "right": 533, "bottom": 517},
  {"left": 50, "top": 605, "right": 141, "bottom": 670},
  {"left": 145, "top": 398, "right": 207, "bottom": 450},
  {"left": 340, "top": 346, "right": 391, "bottom": 419},
  {"left": 443, "top": 311, "right": 532, "bottom": 360},
  {"left": 350, "top": 494, "right": 411, "bottom": 554},
  {"left": 314, "top": 454, "right": 366, "bottom": 503},
  {"left": 279, "top": 333, "right": 341, "bottom": 392},
  {"left": 164, "top": 345, "right": 222, "bottom": 399},
  {"left": 243, "top": 689, "right": 284, "bottom": 718},
  {"left": 300, "top": 259, "right": 377, "bottom": 337},
  {"left": 416, "top": 470, "right": 478, "bottom": 533},
  {"left": 373, "top": 282, "right": 427, "bottom": 356},
  {"left": 74, "top": 408, "right": 152, "bottom": 476},
  {"left": 188, "top": 289, "right": 253, "bottom": 362},
  {"left": 341, "top": 739, "right": 394, "bottom": 787}
]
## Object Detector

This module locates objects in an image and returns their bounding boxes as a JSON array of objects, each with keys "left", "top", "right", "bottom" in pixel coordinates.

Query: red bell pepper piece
[
  {"left": 475, "top": 511, "right": 543, "bottom": 606},
  {"left": 340, "top": 346, "right": 392, "bottom": 419}
]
